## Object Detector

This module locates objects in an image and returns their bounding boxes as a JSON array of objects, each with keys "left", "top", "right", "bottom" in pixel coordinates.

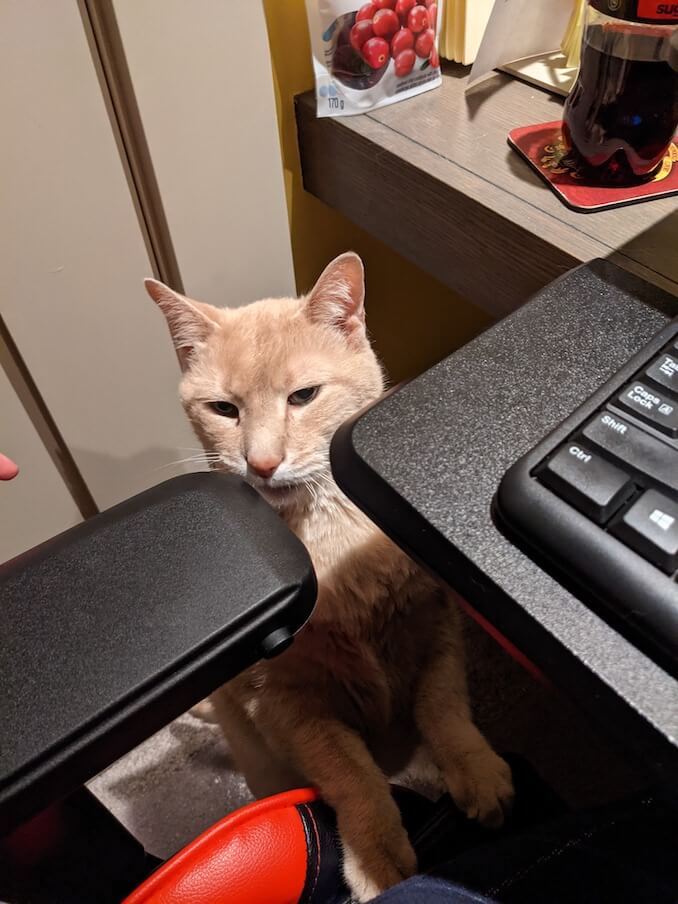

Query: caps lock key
[
  {"left": 617, "top": 382, "right": 678, "bottom": 437},
  {"left": 540, "top": 443, "right": 633, "bottom": 524}
]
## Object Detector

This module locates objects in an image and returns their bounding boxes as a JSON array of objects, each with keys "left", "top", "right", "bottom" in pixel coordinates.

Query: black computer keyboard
[{"left": 497, "top": 316, "right": 678, "bottom": 675}]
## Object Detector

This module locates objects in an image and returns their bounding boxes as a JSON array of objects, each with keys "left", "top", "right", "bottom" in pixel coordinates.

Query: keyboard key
[
  {"left": 540, "top": 443, "right": 632, "bottom": 524},
  {"left": 646, "top": 353, "right": 678, "bottom": 395},
  {"left": 612, "top": 490, "right": 678, "bottom": 573},
  {"left": 616, "top": 382, "right": 678, "bottom": 437},
  {"left": 582, "top": 412, "right": 678, "bottom": 494}
]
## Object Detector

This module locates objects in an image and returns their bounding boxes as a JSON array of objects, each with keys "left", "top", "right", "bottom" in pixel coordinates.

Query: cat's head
[{"left": 146, "top": 252, "right": 384, "bottom": 507}]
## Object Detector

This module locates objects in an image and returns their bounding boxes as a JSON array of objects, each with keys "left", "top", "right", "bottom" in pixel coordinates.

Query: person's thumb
[{"left": 0, "top": 453, "right": 19, "bottom": 481}]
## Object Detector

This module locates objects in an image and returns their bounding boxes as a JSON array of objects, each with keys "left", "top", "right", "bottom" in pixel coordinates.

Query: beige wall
[
  {"left": 0, "top": 361, "right": 80, "bottom": 563},
  {"left": 0, "top": 1, "right": 298, "bottom": 560},
  {"left": 0, "top": 0, "right": 198, "bottom": 511},
  {"left": 113, "top": 0, "right": 295, "bottom": 306}
]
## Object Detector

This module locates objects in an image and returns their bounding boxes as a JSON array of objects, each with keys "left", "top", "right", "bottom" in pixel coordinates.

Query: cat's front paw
[
  {"left": 342, "top": 820, "right": 417, "bottom": 903},
  {"left": 445, "top": 749, "right": 514, "bottom": 829},
  {"left": 189, "top": 698, "right": 218, "bottom": 723}
]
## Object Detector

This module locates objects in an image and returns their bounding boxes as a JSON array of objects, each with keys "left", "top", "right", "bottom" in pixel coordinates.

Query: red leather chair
[
  {"left": 122, "top": 781, "right": 450, "bottom": 904},
  {"left": 122, "top": 755, "right": 558, "bottom": 904},
  {"left": 123, "top": 789, "right": 346, "bottom": 904}
]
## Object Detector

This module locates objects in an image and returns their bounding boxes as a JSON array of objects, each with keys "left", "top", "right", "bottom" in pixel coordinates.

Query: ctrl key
[
  {"left": 540, "top": 442, "right": 633, "bottom": 524},
  {"left": 612, "top": 490, "right": 678, "bottom": 574}
]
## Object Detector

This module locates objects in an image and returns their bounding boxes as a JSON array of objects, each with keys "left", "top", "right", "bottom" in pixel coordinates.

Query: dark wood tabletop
[{"left": 296, "top": 64, "right": 678, "bottom": 319}]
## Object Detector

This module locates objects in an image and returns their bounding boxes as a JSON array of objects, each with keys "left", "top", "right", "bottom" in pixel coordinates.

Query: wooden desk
[{"left": 296, "top": 64, "right": 678, "bottom": 318}]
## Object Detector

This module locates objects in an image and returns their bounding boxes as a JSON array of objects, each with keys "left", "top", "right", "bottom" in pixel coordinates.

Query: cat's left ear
[{"left": 306, "top": 252, "right": 366, "bottom": 341}]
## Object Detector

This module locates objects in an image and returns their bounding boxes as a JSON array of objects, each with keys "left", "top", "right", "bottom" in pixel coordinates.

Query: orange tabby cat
[{"left": 146, "top": 253, "right": 513, "bottom": 902}]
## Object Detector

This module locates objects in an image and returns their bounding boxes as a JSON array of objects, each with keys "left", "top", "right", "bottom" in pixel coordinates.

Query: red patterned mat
[{"left": 508, "top": 120, "right": 678, "bottom": 213}]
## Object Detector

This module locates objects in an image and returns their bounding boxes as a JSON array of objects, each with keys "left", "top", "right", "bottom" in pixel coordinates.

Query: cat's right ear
[{"left": 144, "top": 279, "right": 219, "bottom": 370}]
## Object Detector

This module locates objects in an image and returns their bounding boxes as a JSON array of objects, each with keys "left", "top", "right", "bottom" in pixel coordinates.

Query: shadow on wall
[
  {"left": 71, "top": 445, "right": 208, "bottom": 511},
  {"left": 262, "top": 0, "right": 493, "bottom": 384}
]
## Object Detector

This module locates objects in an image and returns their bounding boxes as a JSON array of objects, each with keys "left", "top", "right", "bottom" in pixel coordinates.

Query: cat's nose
[{"left": 247, "top": 455, "right": 283, "bottom": 480}]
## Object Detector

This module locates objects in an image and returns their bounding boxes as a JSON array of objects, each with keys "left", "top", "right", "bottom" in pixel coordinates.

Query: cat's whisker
[
  {"left": 155, "top": 453, "right": 222, "bottom": 471},
  {"left": 301, "top": 476, "right": 319, "bottom": 506},
  {"left": 298, "top": 471, "right": 334, "bottom": 497},
  {"left": 308, "top": 473, "right": 333, "bottom": 506},
  {"left": 177, "top": 447, "right": 216, "bottom": 454}
]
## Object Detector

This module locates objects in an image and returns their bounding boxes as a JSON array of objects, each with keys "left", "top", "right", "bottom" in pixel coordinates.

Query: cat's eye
[
  {"left": 288, "top": 386, "right": 320, "bottom": 406},
  {"left": 210, "top": 401, "right": 239, "bottom": 418}
]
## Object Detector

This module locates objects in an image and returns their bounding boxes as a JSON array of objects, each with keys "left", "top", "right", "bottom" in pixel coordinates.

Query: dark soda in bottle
[{"left": 562, "top": 1, "right": 678, "bottom": 184}]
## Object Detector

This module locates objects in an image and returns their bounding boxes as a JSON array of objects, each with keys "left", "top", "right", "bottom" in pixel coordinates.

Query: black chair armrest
[{"left": 0, "top": 472, "right": 316, "bottom": 834}]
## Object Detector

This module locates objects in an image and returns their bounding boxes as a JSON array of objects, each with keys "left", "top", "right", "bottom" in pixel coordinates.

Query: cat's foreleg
[
  {"left": 210, "top": 684, "right": 305, "bottom": 798},
  {"left": 413, "top": 618, "right": 514, "bottom": 827},
  {"left": 259, "top": 705, "right": 417, "bottom": 902}
]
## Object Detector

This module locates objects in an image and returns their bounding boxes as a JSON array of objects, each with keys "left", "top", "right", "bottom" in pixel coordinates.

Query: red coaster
[{"left": 508, "top": 120, "right": 678, "bottom": 213}]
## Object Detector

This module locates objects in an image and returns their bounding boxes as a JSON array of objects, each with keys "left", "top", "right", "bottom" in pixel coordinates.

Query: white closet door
[
  {"left": 0, "top": 1, "right": 196, "bottom": 511},
  {"left": 113, "top": 0, "right": 295, "bottom": 306},
  {"left": 0, "top": 369, "right": 81, "bottom": 564}
]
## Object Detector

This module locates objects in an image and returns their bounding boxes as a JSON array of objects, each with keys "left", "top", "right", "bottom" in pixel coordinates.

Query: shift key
[{"left": 583, "top": 412, "right": 678, "bottom": 494}]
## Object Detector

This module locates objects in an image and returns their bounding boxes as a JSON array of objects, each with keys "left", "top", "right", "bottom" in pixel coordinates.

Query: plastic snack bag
[{"left": 305, "top": 0, "right": 445, "bottom": 117}]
